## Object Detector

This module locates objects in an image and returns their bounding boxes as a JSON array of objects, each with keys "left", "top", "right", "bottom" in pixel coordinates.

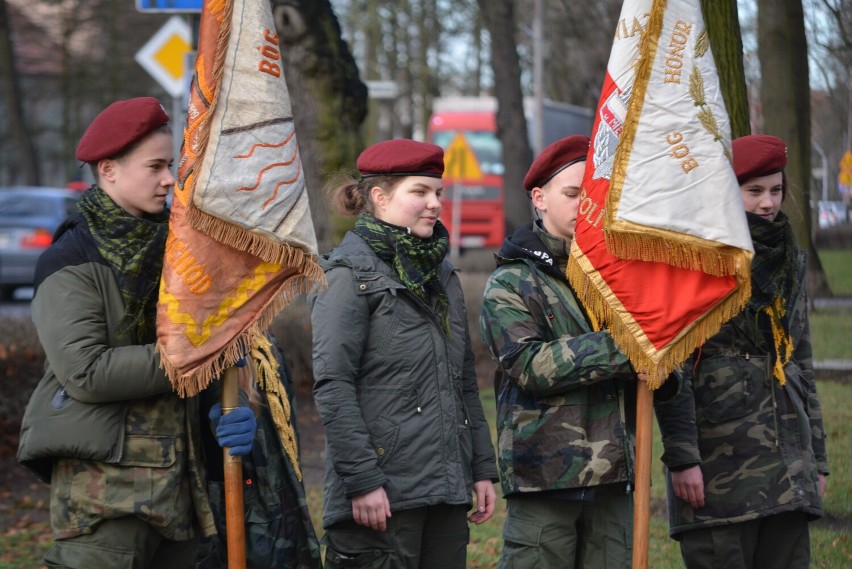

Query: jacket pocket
[
  {"left": 119, "top": 435, "right": 177, "bottom": 467},
  {"left": 355, "top": 273, "right": 406, "bottom": 358},
  {"left": 323, "top": 523, "right": 396, "bottom": 568},
  {"left": 501, "top": 515, "right": 544, "bottom": 566},
  {"left": 368, "top": 415, "right": 400, "bottom": 468},
  {"left": 696, "top": 356, "right": 762, "bottom": 424}
]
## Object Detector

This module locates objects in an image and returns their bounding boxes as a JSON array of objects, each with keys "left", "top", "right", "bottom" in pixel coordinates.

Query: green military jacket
[
  {"left": 17, "top": 213, "right": 215, "bottom": 541},
  {"left": 654, "top": 250, "right": 828, "bottom": 537},
  {"left": 480, "top": 221, "right": 637, "bottom": 497}
]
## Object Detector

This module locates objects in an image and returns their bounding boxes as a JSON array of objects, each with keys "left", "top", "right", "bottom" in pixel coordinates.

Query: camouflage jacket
[
  {"left": 654, "top": 250, "right": 828, "bottom": 537},
  {"left": 197, "top": 346, "right": 322, "bottom": 569},
  {"left": 480, "top": 221, "right": 637, "bottom": 497},
  {"left": 18, "top": 214, "right": 215, "bottom": 541}
]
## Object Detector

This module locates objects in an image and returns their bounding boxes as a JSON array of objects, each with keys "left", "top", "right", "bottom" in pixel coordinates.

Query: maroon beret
[
  {"left": 732, "top": 134, "right": 787, "bottom": 185},
  {"left": 523, "top": 135, "right": 590, "bottom": 192},
  {"left": 357, "top": 139, "right": 444, "bottom": 178},
  {"left": 76, "top": 97, "right": 170, "bottom": 163}
]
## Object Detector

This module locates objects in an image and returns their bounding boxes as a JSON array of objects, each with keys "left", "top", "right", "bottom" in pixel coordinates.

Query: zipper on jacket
[{"left": 455, "top": 382, "right": 471, "bottom": 426}]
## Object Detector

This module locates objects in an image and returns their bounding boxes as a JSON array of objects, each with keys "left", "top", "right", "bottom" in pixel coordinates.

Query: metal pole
[
  {"left": 450, "top": 181, "right": 462, "bottom": 263},
  {"left": 172, "top": 96, "right": 182, "bottom": 162}
]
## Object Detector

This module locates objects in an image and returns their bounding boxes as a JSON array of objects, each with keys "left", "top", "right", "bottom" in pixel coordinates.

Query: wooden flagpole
[
  {"left": 632, "top": 383, "right": 653, "bottom": 569},
  {"left": 221, "top": 366, "right": 247, "bottom": 569}
]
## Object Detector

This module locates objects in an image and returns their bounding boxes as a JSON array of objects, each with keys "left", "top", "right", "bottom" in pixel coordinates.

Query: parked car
[{"left": 0, "top": 186, "right": 81, "bottom": 300}]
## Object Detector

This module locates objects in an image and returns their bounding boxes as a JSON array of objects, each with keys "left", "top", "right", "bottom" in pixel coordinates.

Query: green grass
[
  {"left": 808, "top": 249, "right": 852, "bottom": 360},
  {"left": 810, "top": 312, "right": 852, "bottom": 359},
  {"left": 0, "top": 524, "right": 52, "bottom": 569},
  {"left": 818, "top": 249, "right": 852, "bottom": 295},
  {"left": 815, "top": 381, "right": 852, "bottom": 520}
]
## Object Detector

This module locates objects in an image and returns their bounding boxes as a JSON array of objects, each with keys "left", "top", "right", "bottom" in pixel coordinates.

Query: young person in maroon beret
[
  {"left": 654, "top": 134, "right": 829, "bottom": 569},
  {"left": 479, "top": 135, "right": 640, "bottom": 569},
  {"left": 309, "top": 139, "right": 498, "bottom": 568},
  {"left": 16, "top": 97, "right": 259, "bottom": 567}
]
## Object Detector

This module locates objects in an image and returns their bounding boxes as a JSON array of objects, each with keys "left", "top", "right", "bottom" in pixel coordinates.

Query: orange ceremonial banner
[
  {"left": 567, "top": 0, "right": 753, "bottom": 387},
  {"left": 157, "top": 0, "right": 325, "bottom": 397}
]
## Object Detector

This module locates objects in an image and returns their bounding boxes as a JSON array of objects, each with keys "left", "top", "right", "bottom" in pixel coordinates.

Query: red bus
[
  {"left": 427, "top": 97, "right": 593, "bottom": 249},
  {"left": 427, "top": 104, "right": 505, "bottom": 248}
]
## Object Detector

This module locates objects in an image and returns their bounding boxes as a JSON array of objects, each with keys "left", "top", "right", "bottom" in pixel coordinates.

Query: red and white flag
[{"left": 567, "top": 0, "right": 753, "bottom": 386}]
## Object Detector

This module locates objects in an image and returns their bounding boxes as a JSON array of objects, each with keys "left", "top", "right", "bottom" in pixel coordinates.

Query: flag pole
[
  {"left": 221, "top": 366, "right": 247, "bottom": 569},
  {"left": 632, "top": 383, "right": 653, "bottom": 569}
]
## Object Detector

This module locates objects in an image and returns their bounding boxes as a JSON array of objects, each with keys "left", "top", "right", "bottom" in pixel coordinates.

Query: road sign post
[{"left": 443, "top": 133, "right": 483, "bottom": 261}]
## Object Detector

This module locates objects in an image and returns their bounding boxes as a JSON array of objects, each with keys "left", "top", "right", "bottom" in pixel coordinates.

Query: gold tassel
[
  {"left": 251, "top": 334, "right": 303, "bottom": 481},
  {"left": 765, "top": 296, "right": 792, "bottom": 386}
]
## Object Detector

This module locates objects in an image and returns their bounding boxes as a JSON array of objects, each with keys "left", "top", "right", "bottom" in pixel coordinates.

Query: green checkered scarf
[
  {"left": 77, "top": 185, "right": 169, "bottom": 343},
  {"left": 747, "top": 211, "right": 797, "bottom": 312},
  {"left": 352, "top": 213, "right": 451, "bottom": 336}
]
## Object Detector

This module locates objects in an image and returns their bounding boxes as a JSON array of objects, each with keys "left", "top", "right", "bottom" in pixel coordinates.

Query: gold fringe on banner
[
  {"left": 186, "top": 206, "right": 312, "bottom": 266},
  {"left": 603, "top": 228, "right": 749, "bottom": 277},
  {"left": 565, "top": 244, "right": 752, "bottom": 389}
]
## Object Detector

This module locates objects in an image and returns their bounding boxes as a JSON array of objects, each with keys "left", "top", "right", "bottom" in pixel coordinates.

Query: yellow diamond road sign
[
  {"left": 839, "top": 150, "right": 852, "bottom": 187},
  {"left": 135, "top": 16, "right": 192, "bottom": 98},
  {"left": 444, "top": 133, "right": 483, "bottom": 181}
]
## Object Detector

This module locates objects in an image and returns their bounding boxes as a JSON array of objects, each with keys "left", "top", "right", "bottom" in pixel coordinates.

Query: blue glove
[{"left": 209, "top": 403, "right": 257, "bottom": 456}]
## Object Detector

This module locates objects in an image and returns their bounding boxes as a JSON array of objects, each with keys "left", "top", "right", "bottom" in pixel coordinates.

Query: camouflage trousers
[
  {"left": 322, "top": 504, "right": 470, "bottom": 569},
  {"left": 43, "top": 515, "right": 198, "bottom": 569},
  {"left": 497, "top": 490, "right": 632, "bottom": 569},
  {"left": 678, "top": 511, "right": 810, "bottom": 569}
]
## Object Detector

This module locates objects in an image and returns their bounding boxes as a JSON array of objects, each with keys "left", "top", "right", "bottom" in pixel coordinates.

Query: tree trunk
[
  {"left": 477, "top": 0, "right": 534, "bottom": 233},
  {"left": 0, "top": 0, "right": 40, "bottom": 185},
  {"left": 701, "top": 0, "right": 750, "bottom": 138},
  {"left": 758, "top": 0, "right": 832, "bottom": 296},
  {"left": 272, "top": 0, "right": 368, "bottom": 252}
]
